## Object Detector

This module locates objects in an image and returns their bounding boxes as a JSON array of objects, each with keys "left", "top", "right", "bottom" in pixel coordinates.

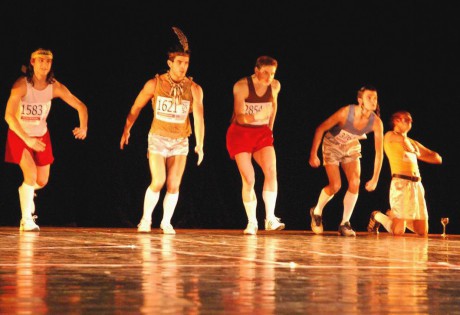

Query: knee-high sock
[
  {"left": 161, "top": 192, "right": 179, "bottom": 226},
  {"left": 341, "top": 191, "right": 358, "bottom": 224},
  {"left": 375, "top": 212, "right": 393, "bottom": 233},
  {"left": 243, "top": 199, "right": 257, "bottom": 224},
  {"left": 19, "top": 183, "right": 35, "bottom": 219},
  {"left": 142, "top": 187, "right": 160, "bottom": 222},
  {"left": 314, "top": 188, "right": 333, "bottom": 216},
  {"left": 263, "top": 190, "right": 277, "bottom": 220}
]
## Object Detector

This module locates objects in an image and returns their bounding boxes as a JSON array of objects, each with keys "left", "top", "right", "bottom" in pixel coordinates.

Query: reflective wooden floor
[{"left": 0, "top": 227, "right": 459, "bottom": 315}]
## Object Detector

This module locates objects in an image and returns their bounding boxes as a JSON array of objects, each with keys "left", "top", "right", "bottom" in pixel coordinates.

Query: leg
[
  {"left": 18, "top": 150, "right": 41, "bottom": 231},
  {"left": 235, "top": 152, "right": 258, "bottom": 234},
  {"left": 138, "top": 153, "right": 165, "bottom": 232},
  {"left": 161, "top": 155, "right": 187, "bottom": 234},
  {"left": 253, "top": 146, "right": 284, "bottom": 231},
  {"left": 412, "top": 220, "right": 428, "bottom": 236},
  {"left": 309, "top": 164, "right": 341, "bottom": 234}
]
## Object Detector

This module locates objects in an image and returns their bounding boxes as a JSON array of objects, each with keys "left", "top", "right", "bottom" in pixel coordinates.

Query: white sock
[
  {"left": 314, "top": 188, "right": 333, "bottom": 216},
  {"left": 19, "top": 183, "right": 35, "bottom": 219},
  {"left": 243, "top": 199, "right": 257, "bottom": 224},
  {"left": 142, "top": 187, "right": 160, "bottom": 222},
  {"left": 375, "top": 212, "right": 393, "bottom": 233},
  {"left": 263, "top": 190, "right": 277, "bottom": 220},
  {"left": 341, "top": 191, "right": 358, "bottom": 225},
  {"left": 161, "top": 192, "right": 179, "bottom": 226}
]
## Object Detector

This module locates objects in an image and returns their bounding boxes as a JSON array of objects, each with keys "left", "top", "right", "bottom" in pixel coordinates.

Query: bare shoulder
[{"left": 233, "top": 77, "right": 249, "bottom": 94}]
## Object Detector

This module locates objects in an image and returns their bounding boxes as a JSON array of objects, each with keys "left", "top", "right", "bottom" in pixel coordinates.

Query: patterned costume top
[{"left": 150, "top": 73, "right": 194, "bottom": 138}]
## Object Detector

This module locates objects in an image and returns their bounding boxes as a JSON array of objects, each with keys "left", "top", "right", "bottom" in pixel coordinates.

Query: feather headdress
[{"left": 172, "top": 26, "right": 189, "bottom": 53}]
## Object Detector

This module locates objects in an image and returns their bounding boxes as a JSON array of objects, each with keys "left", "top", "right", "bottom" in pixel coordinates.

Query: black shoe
[
  {"left": 310, "top": 207, "right": 323, "bottom": 234},
  {"left": 338, "top": 222, "right": 356, "bottom": 236},
  {"left": 367, "top": 211, "right": 381, "bottom": 234}
]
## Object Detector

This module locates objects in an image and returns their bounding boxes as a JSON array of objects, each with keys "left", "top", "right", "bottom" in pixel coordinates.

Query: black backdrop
[{"left": 1, "top": 0, "right": 458, "bottom": 234}]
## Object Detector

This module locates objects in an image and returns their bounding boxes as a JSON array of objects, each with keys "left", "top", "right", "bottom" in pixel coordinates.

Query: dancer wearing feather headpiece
[
  {"left": 226, "top": 56, "right": 285, "bottom": 235},
  {"left": 120, "top": 27, "right": 205, "bottom": 234}
]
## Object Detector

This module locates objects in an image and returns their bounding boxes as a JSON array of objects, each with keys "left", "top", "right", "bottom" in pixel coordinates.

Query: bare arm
[
  {"left": 268, "top": 80, "right": 281, "bottom": 131},
  {"left": 364, "top": 116, "right": 384, "bottom": 192},
  {"left": 4, "top": 77, "right": 46, "bottom": 151},
  {"left": 53, "top": 80, "right": 88, "bottom": 140},
  {"left": 309, "top": 105, "right": 348, "bottom": 168},
  {"left": 120, "top": 78, "right": 156, "bottom": 150},
  {"left": 191, "top": 82, "right": 205, "bottom": 166},
  {"left": 414, "top": 139, "right": 442, "bottom": 164}
]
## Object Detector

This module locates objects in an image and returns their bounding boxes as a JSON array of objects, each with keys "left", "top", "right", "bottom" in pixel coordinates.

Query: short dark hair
[{"left": 255, "top": 56, "right": 278, "bottom": 69}]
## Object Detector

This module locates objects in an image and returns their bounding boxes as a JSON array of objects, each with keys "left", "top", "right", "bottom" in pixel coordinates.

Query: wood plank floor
[{"left": 0, "top": 227, "right": 459, "bottom": 315}]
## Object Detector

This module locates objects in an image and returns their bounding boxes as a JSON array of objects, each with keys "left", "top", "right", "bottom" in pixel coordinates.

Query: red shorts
[
  {"left": 5, "top": 129, "right": 54, "bottom": 166},
  {"left": 226, "top": 123, "right": 274, "bottom": 159}
]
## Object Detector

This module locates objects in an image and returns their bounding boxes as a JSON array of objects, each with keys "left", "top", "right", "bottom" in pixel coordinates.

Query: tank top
[
  {"left": 328, "top": 105, "right": 375, "bottom": 144},
  {"left": 19, "top": 78, "right": 53, "bottom": 137},
  {"left": 232, "top": 76, "right": 273, "bottom": 126},
  {"left": 150, "top": 73, "right": 193, "bottom": 138},
  {"left": 384, "top": 137, "right": 420, "bottom": 176}
]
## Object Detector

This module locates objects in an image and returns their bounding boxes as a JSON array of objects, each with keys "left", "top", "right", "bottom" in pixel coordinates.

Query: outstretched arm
[
  {"left": 53, "top": 80, "right": 88, "bottom": 140},
  {"left": 309, "top": 106, "right": 347, "bottom": 168},
  {"left": 120, "top": 79, "right": 156, "bottom": 150},
  {"left": 191, "top": 82, "right": 205, "bottom": 166},
  {"left": 365, "top": 116, "right": 384, "bottom": 192},
  {"left": 414, "top": 139, "right": 442, "bottom": 164}
]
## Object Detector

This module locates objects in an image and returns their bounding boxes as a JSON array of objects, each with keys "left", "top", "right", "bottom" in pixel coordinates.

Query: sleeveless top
[
  {"left": 231, "top": 76, "right": 273, "bottom": 126},
  {"left": 327, "top": 105, "right": 375, "bottom": 144},
  {"left": 150, "top": 73, "right": 193, "bottom": 138},
  {"left": 19, "top": 78, "right": 53, "bottom": 137},
  {"left": 384, "top": 137, "right": 420, "bottom": 176}
]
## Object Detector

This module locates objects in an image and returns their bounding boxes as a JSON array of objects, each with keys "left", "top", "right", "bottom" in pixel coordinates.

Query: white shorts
[
  {"left": 322, "top": 132, "right": 361, "bottom": 166},
  {"left": 390, "top": 177, "right": 428, "bottom": 220},
  {"left": 147, "top": 133, "right": 189, "bottom": 158}
]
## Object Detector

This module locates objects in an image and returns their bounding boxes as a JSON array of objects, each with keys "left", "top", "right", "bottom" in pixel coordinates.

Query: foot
[
  {"left": 310, "top": 207, "right": 323, "bottom": 234},
  {"left": 367, "top": 211, "right": 381, "bottom": 234},
  {"left": 160, "top": 223, "right": 176, "bottom": 235},
  {"left": 265, "top": 217, "right": 285, "bottom": 231},
  {"left": 20, "top": 216, "right": 40, "bottom": 232},
  {"left": 137, "top": 218, "right": 151, "bottom": 233},
  {"left": 338, "top": 222, "right": 356, "bottom": 236},
  {"left": 244, "top": 221, "right": 258, "bottom": 235}
]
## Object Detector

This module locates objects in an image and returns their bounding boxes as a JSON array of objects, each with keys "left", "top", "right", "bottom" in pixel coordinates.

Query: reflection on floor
[{"left": 0, "top": 227, "right": 459, "bottom": 314}]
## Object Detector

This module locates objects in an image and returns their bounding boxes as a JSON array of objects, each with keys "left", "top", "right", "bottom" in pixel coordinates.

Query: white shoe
[
  {"left": 20, "top": 216, "right": 40, "bottom": 232},
  {"left": 265, "top": 217, "right": 285, "bottom": 231},
  {"left": 244, "top": 221, "right": 258, "bottom": 235},
  {"left": 137, "top": 219, "right": 151, "bottom": 233},
  {"left": 160, "top": 223, "right": 176, "bottom": 235}
]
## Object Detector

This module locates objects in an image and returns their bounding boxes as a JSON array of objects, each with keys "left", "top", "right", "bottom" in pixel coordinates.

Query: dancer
[
  {"left": 309, "top": 85, "right": 383, "bottom": 236},
  {"left": 120, "top": 27, "right": 205, "bottom": 234},
  {"left": 4, "top": 48, "right": 88, "bottom": 231},
  {"left": 226, "top": 55, "right": 285, "bottom": 235},
  {"left": 367, "top": 110, "right": 442, "bottom": 236}
]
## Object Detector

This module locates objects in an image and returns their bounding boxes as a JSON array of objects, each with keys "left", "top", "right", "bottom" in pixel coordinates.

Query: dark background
[{"left": 1, "top": 1, "right": 458, "bottom": 234}]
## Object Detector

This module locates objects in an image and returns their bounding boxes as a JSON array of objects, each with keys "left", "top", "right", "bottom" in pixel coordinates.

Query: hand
[
  {"left": 195, "top": 145, "right": 204, "bottom": 166},
  {"left": 120, "top": 131, "right": 130, "bottom": 150},
  {"left": 73, "top": 127, "right": 87, "bottom": 140},
  {"left": 25, "top": 137, "right": 46, "bottom": 152},
  {"left": 365, "top": 179, "right": 377, "bottom": 192},
  {"left": 309, "top": 155, "right": 321, "bottom": 168}
]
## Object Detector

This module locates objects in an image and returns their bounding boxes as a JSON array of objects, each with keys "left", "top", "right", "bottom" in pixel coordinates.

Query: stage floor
[{"left": 0, "top": 227, "right": 459, "bottom": 314}]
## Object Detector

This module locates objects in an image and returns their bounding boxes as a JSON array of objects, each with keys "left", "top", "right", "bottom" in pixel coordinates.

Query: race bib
[
  {"left": 245, "top": 101, "right": 271, "bottom": 125},
  {"left": 334, "top": 129, "right": 367, "bottom": 144},
  {"left": 155, "top": 96, "right": 190, "bottom": 124}
]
